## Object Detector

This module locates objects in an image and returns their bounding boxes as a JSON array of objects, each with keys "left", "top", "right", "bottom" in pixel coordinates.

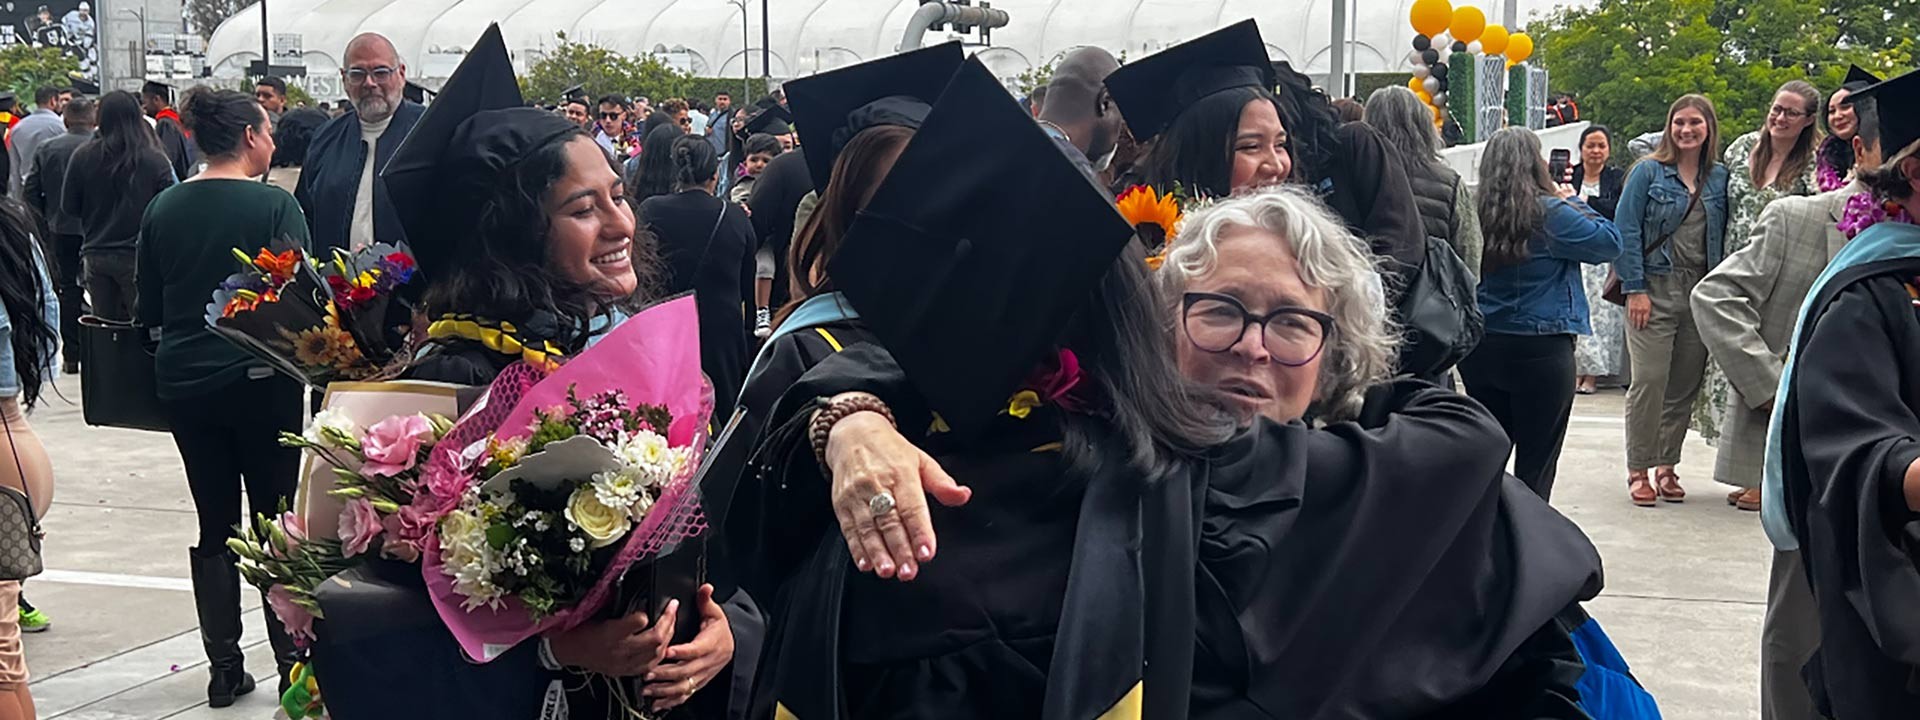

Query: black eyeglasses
[
  {"left": 342, "top": 66, "right": 395, "bottom": 84},
  {"left": 1181, "top": 292, "right": 1334, "bottom": 366}
]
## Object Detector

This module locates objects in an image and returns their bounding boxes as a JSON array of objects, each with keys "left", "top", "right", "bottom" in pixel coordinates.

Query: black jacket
[
  {"left": 1571, "top": 164, "right": 1625, "bottom": 220},
  {"left": 154, "top": 115, "right": 198, "bottom": 181},
  {"left": 639, "top": 189, "right": 756, "bottom": 422},
  {"left": 60, "top": 140, "right": 175, "bottom": 255},
  {"left": 293, "top": 102, "right": 426, "bottom": 255},
  {"left": 24, "top": 129, "right": 90, "bottom": 236},
  {"left": 744, "top": 149, "right": 813, "bottom": 309}
]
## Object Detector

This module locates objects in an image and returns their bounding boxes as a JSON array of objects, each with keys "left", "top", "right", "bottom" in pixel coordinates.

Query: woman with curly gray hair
[
  {"left": 1364, "top": 85, "right": 1483, "bottom": 278},
  {"left": 1157, "top": 185, "right": 1396, "bottom": 423}
]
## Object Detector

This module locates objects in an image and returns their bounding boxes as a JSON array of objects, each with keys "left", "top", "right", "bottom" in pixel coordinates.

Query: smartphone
[{"left": 1549, "top": 148, "right": 1572, "bottom": 184}]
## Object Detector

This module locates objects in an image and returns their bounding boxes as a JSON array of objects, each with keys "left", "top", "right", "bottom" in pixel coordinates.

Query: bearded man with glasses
[{"left": 293, "top": 32, "right": 426, "bottom": 254}]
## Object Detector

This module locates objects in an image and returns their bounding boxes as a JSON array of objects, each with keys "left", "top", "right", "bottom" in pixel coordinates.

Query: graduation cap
[
  {"left": 403, "top": 81, "right": 436, "bottom": 104},
  {"left": 1104, "top": 19, "right": 1276, "bottom": 142},
  {"left": 561, "top": 83, "right": 590, "bottom": 104},
  {"left": 382, "top": 23, "right": 577, "bottom": 281},
  {"left": 1841, "top": 64, "right": 1882, "bottom": 94},
  {"left": 827, "top": 57, "right": 1136, "bottom": 440},
  {"left": 784, "top": 42, "right": 965, "bottom": 192},
  {"left": 141, "top": 80, "right": 174, "bottom": 103},
  {"left": 1850, "top": 68, "right": 1920, "bottom": 165},
  {"left": 742, "top": 103, "right": 791, "bottom": 136}
]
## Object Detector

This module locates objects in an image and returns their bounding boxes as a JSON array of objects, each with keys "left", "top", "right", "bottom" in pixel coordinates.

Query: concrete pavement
[{"left": 21, "top": 378, "right": 1767, "bottom": 718}]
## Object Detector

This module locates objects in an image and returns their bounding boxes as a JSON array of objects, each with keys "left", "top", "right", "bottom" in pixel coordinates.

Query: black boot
[
  {"left": 261, "top": 588, "right": 301, "bottom": 696},
  {"left": 189, "top": 546, "right": 257, "bottom": 707}
]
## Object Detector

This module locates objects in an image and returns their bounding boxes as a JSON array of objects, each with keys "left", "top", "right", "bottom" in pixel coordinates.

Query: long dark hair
[
  {"left": 1061, "top": 246, "right": 1235, "bottom": 479},
  {"left": 670, "top": 134, "right": 718, "bottom": 191},
  {"left": 781, "top": 124, "right": 915, "bottom": 321},
  {"left": 179, "top": 86, "right": 265, "bottom": 158},
  {"left": 1478, "top": 127, "right": 1555, "bottom": 271},
  {"left": 1143, "top": 85, "right": 1283, "bottom": 198},
  {"left": 423, "top": 131, "right": 660, "bottom": 350},
  {"left": 0, "top": 199, "right": 55, "bottom": 409},
  {"left": 631, "top": 122, "right": 685, "bottom": 204},
  {"left": 1270, "top": 64, "right": 1340, "bottom": 186},
  {"left": 86, "top": 90, "right": 164, "bottom": 184}
]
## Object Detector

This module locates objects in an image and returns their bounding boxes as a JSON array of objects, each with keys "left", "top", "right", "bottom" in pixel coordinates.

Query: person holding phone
[
  {"left": 1613, "top": 94, "right": 1731, "bottom": 507},
  {"left": 1461, "top": 128, "right": 1621, "bottom": 499},
  {"left": 1571, "top": 126, "right": 1627, "bottom": 395}
]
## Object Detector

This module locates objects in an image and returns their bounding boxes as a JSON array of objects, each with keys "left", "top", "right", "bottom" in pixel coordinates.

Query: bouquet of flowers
[
  {"left": 205, "top": 242, "right": 421, "bottom": 386},
  {"left": 416, "top": 295, "right": 713, "bottom": 661}
]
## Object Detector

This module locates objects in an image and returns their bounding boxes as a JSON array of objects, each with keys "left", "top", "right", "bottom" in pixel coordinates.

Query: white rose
[
  {"left": 564, "top": 487, "right": 631, "bottom": 549},
  {"left": 305, "top": 408, "right": 360, "bottom": 448}
]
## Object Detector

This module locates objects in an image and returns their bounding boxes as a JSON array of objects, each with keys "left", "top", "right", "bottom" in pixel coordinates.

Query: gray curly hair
[{"left": 1156, "top": 185, "right": 1399, "bottom": 421}]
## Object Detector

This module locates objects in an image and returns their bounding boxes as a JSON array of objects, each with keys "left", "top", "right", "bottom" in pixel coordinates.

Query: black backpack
[{"left": 1396, "top": 235, "right": 1484, "bottom": 379}]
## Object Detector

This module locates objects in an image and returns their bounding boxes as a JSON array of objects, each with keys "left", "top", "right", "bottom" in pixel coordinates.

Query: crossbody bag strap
[
  {"left": 2, "top": 410, "right": 38, "bottom": 527},
  {"left": 1644, "top": 189, "right": 1701, "bottom": 257}
]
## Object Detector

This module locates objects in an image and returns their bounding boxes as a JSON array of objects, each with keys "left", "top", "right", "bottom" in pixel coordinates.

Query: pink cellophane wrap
[{"left": 418, "top": 296, "right": 714, "bottom": 661}]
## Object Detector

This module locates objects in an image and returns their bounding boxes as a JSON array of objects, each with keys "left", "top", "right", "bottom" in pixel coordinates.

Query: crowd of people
[{"left": 0, "top": 14, "right": 1912, "bottom": 720}]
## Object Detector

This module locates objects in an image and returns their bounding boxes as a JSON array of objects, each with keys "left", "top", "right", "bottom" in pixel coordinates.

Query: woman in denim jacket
[
  {"left": 1613, "top": 94, "right": 1731, "bottom": 506},
  {"left": 1460, "top": 128, "right": 1622, "bottom": 500}
]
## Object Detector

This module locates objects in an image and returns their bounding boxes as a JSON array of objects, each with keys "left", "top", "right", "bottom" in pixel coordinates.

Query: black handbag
[
  {"left": 0, "top": 415, "right": 44, "bottom": 581},
  {"left": 1397, "top": 236, "right": 1485, "bottom": 379},
  {"left": 78, "top": 315, "right": 170, "bottom": 432}
]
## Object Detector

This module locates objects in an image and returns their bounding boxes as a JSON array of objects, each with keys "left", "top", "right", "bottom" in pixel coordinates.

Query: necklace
[{"left": 1837, "top": 192, "right": 1916, "bottom": 240}]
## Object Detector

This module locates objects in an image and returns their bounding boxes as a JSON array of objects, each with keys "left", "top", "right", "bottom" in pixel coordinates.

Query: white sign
[{"left": 272, "top": 32, "right": 303, "bottom": 66}]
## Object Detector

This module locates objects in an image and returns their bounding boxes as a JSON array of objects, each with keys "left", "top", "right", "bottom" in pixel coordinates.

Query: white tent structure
[{"left": 206, "top": 0, "right": 1531, "bottom": 98}]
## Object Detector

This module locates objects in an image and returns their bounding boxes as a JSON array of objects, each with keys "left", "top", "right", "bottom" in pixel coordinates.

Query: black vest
[{"left": 1405, "top": 161, "right": 1461, "bottom": 251}]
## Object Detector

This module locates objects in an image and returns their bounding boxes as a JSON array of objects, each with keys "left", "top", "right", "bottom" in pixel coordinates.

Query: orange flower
[
  {"left": 1117, "top": 186, "right": 1181, "bottom": 270},
  {"left": 253, "top": 248, "right": 301, "bottom": 284}
]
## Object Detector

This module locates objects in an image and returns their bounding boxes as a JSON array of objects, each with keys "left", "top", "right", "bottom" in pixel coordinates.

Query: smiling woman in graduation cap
[
  {"left": 726, "top": 56, "right": 1601, "bottom": 719},
  {"left": 304, "top": 25, "right": 735, "bottom": 720}
]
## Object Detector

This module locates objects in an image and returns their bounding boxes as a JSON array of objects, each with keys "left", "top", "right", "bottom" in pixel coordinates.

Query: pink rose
[
  {"left": 338, "top": 499, "right": 383, "bottom": 558},
  {"left": 360, "top": 415, "right": 434, "bottom": 477},
  {"left": 266, "top": 585, "right": 315, "bottom": 646},
  {"left": 277, "top": 511, "right": 308, "bottom": 557},
  {"left": 379, "top": 507, "right": 429, "bottom": 563}
]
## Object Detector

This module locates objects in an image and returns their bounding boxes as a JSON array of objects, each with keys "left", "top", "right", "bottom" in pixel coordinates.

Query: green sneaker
[{"left": 17, "top": 607, "right": 49, "bottom": 633}]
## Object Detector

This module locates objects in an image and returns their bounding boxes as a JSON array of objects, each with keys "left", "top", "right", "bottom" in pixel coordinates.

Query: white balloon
[
  {"left": 1468, "top": 40, "right": 1482, "bottom": 54},
  {"left": 1432, "top": 91, "right": 1449, "bottom": 106},
  {"left": 1423, "top": 76, "right": 1441, "bottom": 94},
  {"left": 1409, "top": 50, "right": 1424, "bottom": 65},
  {"left": 1413, "top": 66, "right": 1431, "bottom": 79}
]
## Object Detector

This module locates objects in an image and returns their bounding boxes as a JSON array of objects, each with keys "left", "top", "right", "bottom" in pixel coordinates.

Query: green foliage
[
  {"left": 1448, "top": 52, "right": 1475, "bottom": 141},
  {"left": 1507, "top": 64, "right": 1530, "bottom": 131},
  {"left": 1013, "top": 59, "right": 1057, "bottom": 96},
  {"left": 680, "top": 77, "right": 773, "bottom": 107},
  {"left": 521, "top": 32, "right": 695, "bottom": 106},
  {"left": 1352, "top": 72, "right": 1410, "bottom": 101},
  {"left": 186, "top": 0, "right": 243, "bottom": 41},
  {"left": 1531, "top": 0, "right": 1915, "bottom": 143},
  {"left": 0, "top": 44, "right": 81, "bottom": 106}
]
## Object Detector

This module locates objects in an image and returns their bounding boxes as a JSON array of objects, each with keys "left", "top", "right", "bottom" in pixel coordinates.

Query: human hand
[
  {"left": 1554, "top": 183, "right": 1577, "bottom": 200},
  {"left": 641, "top": 585, "right": 734, "bottom": 711},
  {"left": 1627, "top": 293, "right": 1652, "bottom": 329},
  {"left": 547, "top": 601, "right": 679, "bottom": 677},
  {"left": 822, "top": 396, "right": 972, "bottom": 581}
]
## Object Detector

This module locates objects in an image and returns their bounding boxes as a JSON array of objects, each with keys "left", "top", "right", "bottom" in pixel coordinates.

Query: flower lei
[
  {"left": 1816, "top": 160, "right": 1848, "bottom": 193},
  {"left": 1838, "top": 191, "right": 1916, "bottom": 240},
  {"left": 1004, "top": 348, "right": 1089, "bottom": 419}
]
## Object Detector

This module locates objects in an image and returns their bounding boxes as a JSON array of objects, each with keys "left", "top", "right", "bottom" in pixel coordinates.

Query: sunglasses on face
[{"left": 600, "top": 112, "right": 623, "bottom": 120}]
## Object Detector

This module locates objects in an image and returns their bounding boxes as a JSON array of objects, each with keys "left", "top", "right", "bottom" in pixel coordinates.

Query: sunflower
[
  {"left": 280, "top": 326, "right": 360, "bottom": 369},
  {"left": 1116, "top": 185, "right": 1181, "bottom": 268}
]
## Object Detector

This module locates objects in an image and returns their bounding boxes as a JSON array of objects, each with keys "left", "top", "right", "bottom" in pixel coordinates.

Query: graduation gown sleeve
[
  {"left": 1782, "top": 276, "right": 1920, "bottom": 717},
  {"left": 1196, "top": 379, "right": 1602, "bottom": 719}
]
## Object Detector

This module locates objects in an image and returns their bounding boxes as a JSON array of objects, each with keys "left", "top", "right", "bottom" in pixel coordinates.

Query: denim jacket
[
  {"left": 0, "top": 245, "right": 60, "bottom": 399},
  {"left": 1478, "top": 196, "right": 1623, "bottom": 336},
  {"left": 1612, "top": 159, "right": 1729, "bottom": 292}
]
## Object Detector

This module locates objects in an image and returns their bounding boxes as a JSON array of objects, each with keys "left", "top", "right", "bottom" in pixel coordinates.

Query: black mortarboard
[
  {"left": 562, "top": 83, "right": 589, "bottom": 103},
  {"left": 1841, "top": 64, "right": 1883, "bottom": 94},
  {"left": 1104, "top": 19, "right": 1276, "bottom": 142},
  {"left": 828, "top": 57, "right": 1136, "bottom": 440},
  {"left": 141, "top": 80, "right": 174, "bottom": 102},
  {"left": 785, "top": 42, "right": 964, "bottom": 192},
  {"left": 403, "top": 81, "right": 435, "bottom": 104},
  {"left": 742, "top": 104, "right": 792, "bottom": 135},
  {"left": 1851, "top": 68, "right": 1920, "bottom": 164},
  {"left": 382, "top": 24, "right": 577, "bottom": 280}
]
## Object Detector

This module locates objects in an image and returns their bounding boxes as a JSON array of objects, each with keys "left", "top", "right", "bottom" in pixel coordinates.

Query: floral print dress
[{"left": 1692, "top": 130, "right": 1817, "bottom": 444}]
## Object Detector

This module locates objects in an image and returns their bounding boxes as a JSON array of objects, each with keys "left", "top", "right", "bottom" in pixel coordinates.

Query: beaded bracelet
[{"left": 809, "top": 394, "right": 896, "bottom": 472}]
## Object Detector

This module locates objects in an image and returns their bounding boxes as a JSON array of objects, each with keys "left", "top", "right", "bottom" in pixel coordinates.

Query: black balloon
[
  {"left": 1413, "top": 34, "right": 1432, "bottom": 51},
  {"left": 1421, "top": 48, "right": 1441, "bottom": 65},
  {"left": 1437, "top": 77, "right": 1450, "bottom": 92},
  {"left": 1432, "top": 62, "right": 1448, "bottom": 78}
]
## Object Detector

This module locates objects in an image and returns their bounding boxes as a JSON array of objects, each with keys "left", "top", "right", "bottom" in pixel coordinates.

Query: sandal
[
  {"left": 1731, "top": 487, "right": 1761, "bottom": 512},
  {"left": 1655, "top": 468, "right": 1686, "bottom": 503},
  {"left": 1628, "top": 471, "right": 1657, "bottom": 507}
]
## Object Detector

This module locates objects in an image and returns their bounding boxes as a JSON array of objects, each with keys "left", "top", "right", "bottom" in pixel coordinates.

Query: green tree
[
  {"left": 1013, "top": 59, "right": 1056, "bottom": 96},
  {"left": 1531, "top": 0, "right": 1912, "bottom": 144},
  {"left": 521, "top": 32, "right": 694, "bottom": 106},
  {"left": 0, "top": 44, "right": 81, "bottom": 107},
  {"left": 186, "top": 0, "right": 244, "bottom": 41}
]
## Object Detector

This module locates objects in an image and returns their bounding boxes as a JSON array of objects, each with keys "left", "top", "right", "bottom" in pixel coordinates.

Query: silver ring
[{"left": 867, "top": 491, "right": 896, "bottom": 517}]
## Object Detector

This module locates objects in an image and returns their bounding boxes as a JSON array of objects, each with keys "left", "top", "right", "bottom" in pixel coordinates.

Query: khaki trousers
[{"left": 1624, "top": 270, "right": 1710, "bottom": 469}]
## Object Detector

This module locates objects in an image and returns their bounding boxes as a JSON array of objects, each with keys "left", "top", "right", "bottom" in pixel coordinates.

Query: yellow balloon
[
  {"left": 1506, "top": 32, "right": 1534, "bottom": 64},
  {"left": 1480, "top": 24, "right": 1509, "bottom": 55},
  {"left": 1409, "top": 76, "right": 1425, "bottom": 92},
  {"left": 1433, "top": 104, "right": 1445, "bottom": 123},
  {"left": 1410, "top": 0, "right": 1453, "bottom": 37},
  {"left": 1450, "top": 7, "right": 1486, "bottom": 43},
  {"left": 1416, "top": 87, "right": 1433, "bottom": 103}
]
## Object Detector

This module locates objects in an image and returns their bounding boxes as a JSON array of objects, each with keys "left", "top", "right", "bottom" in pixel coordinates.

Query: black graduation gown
[
  {"left": 155, "top": 115, "right": 197, "bottom": 180},
  {"left": 638, "top": 190, "right": 757, "bottom": 421},
  {"left": 744, "top": 150, "right": 814, "bottom": 309},
  {"left": 1777, "top": 266, "right": 1920, "bottom": 719},
  {"left": 1318, "top": 122, "right": 1424, "bottom": 281},
  {"left": 729, "top": 343, "right": 1602, "bottom": 719}
]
